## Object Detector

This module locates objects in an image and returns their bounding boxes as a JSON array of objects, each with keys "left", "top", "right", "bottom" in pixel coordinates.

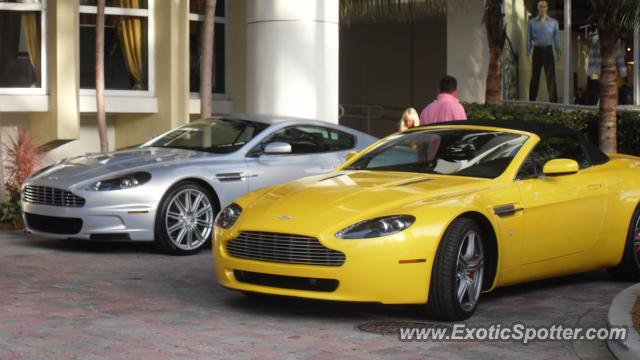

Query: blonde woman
[{"left": 399, "top": 107, "right": 419, "bottom": 131}]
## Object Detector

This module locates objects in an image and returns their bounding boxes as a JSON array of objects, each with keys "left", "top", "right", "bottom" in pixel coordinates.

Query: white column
[
  {"left": 563, "top": 0, "right": 571, "bottom": 104},
  {"left": 246, "top": 0, "right": 339, "bottom": 123},
  {"left": 446, "top": 0, "right": 489, "bottom": 103}
]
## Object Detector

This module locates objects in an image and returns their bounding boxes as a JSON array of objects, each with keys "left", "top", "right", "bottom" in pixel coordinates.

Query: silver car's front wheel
[
  {"left": 156, "top": 181, "right": 216, "bottom": 255},
  {"left": 165, "top": 188, "right": 214, "bottom": 251}
]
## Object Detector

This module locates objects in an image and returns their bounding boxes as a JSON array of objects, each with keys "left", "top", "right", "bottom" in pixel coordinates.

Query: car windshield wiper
[
  {"left": 150, "top": 145, "right": 216, "bottom": 153},
  {"left": 157, "top": 144, "right": 246, "bottom": 154}
]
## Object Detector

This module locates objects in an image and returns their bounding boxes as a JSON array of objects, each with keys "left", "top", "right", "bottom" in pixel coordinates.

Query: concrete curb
[{"left": 607, "top": 283, "right": 640, "bottom": 360}]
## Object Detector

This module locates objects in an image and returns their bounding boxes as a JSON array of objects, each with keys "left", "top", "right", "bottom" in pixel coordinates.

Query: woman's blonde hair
[{"left": 399, "top": 107, "right": 419, "bottom": 131}]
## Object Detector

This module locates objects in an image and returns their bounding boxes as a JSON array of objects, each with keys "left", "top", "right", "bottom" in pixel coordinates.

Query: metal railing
[{"left": 339, "top": 104, "right": 385, "bottom": 134}]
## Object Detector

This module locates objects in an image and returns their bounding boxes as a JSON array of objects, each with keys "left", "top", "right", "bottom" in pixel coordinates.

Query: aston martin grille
[
  {"left": 226, "top": 231, "right": 346, "bottom": 266},
  {"left": 22, "top": 185, "right": 86, "bottom": 207}
]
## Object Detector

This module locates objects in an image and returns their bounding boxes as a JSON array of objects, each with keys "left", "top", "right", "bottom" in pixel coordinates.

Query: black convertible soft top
[{"left": 420, "top": 119, "right": 610, "bottom": 166}]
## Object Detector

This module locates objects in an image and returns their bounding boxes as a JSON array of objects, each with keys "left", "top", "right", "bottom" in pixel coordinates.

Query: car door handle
[
  {"left": 494, "top": 204, "right": 524, "bottom": 217},
  {"left": 215, "top": 173, "right": 257, "bottom": 182},
  {"left": 587, "top": 184, "right": 602, "bottom": 191}
]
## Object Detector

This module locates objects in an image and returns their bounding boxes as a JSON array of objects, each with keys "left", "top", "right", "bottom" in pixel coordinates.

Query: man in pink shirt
[{"left": 419, "top": 75, "right": 467, "bottom": 125}]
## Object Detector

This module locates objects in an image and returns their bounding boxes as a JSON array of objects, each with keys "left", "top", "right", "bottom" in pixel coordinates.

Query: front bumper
[
  {"left": 22, "top": 201, "right": 157, "bottom": 241},
  {"left": 213, "top": 230, "right": 435, "bottom": 305}
]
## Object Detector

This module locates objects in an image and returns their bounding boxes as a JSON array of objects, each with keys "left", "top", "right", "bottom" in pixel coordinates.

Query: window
[
  {"left": 505, "top": 0, "right": 566, "bottom": 103},
  {"left": 504, "top": 0, "right": 640, "bottom": 107},
  {"left": 0, "top": 0, "right": 45, "bottom": 92},
  {"left": 262, "top": 126, "right": 356, "bottom": 154},
  {"left": 346, "top": 130, "right": 528, "bottom": 179},
  {"left": 517, "top": 135, "right": 590, "bottom": 179},
  {"left": 79, "top": 0, "right": 151, "bottom": 91},
  {"left": 189, "top": 0, "right": 227, "bottom": 95},
  {"left": 570, "top": 1, "right": 634, "bottom": 105},
  {"left": 143, "top": 118, "right": 269, "bottom": 154}
]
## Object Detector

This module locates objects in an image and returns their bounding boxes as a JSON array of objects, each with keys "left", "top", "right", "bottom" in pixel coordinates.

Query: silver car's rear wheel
[
  {"left": 156, "top": 181, "right": 217, "bottom": 255},
  {"left": 165, "top": 188, "right": 214, "bottom": 251}
]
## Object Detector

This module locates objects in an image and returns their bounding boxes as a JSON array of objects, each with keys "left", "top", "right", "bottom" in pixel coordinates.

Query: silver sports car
[{"left": 21, "top": 115, "right": 377, "bottom": 254}]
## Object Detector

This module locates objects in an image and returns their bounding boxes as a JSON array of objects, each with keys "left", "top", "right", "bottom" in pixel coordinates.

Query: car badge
[{"left": 277, "top": 215, "right": 293, "bottom": 220}]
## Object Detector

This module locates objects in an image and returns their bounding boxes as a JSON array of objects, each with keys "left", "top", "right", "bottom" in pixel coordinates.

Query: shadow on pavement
[
  {"left": 18, "top": 234, "right": 159, "bottom": 254},
  {"left": 483, "top": 270, "right": 621, "bottom": 299},
  {"left": 220, "top": 292, "right": 425, "bottom": 321},
  {"left": 217, "top": 270, "right": 627, "bottom": 323}
]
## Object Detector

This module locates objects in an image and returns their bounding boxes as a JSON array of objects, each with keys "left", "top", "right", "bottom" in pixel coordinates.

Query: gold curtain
[
  {"left": 21, "top": 12, "right": 40, "bottom": 87},
  {"left": 118, "top": 0, "right": 143, "bottom": 89}
]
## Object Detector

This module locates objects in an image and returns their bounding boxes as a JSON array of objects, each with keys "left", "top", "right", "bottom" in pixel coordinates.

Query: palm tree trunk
[
  {"left": 484, "top": 0, "right": 505, "bottom": 105},
  {"left": 486, "top": 46, "right": 503, "bottom": 105},
  {"left": 200, "top": 0, "right": 217, "bottom": 120},
  {"left": 96, "top": 0, "right": 109, "bottom": 153},
  {"left": 598, "top": 31, "right": 619, "bottom": 154}
]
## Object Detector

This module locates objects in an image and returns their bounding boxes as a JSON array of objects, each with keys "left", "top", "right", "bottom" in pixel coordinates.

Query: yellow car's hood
[{"left": 238, "top": 171, "right": 490, "bottom": 234}]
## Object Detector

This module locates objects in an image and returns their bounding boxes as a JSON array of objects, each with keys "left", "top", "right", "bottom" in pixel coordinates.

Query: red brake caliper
[
  {"left": 468, "top": 256, "right": 476, "bottom": 280},
  {"left": 634, "top": 230, "right": 640, "bottom": 256}
]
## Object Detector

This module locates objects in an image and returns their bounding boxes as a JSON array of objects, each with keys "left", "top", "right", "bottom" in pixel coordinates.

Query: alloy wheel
[
  {"left": 634, "top": 216, "right": 640, "bottom": 259},
  {"left": 165, "top": 188, "right": 213, "bottom": 251},
  {"left": 455, "top": 230, "right": 484, "bottom": 312}
]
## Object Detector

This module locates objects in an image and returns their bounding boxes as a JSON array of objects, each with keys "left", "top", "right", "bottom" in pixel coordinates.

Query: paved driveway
[{"left": 0, "top": 231, "right": 629, "bottom": 359}]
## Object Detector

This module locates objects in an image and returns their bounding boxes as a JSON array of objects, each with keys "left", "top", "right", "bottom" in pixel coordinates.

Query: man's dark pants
[{"left": 529, "top": 45, "right": 558, "bottom": 102}]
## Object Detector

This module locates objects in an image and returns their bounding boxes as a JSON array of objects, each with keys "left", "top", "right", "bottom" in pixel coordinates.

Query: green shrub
[
  {"left": 464, "top": 103, "right": 640, "bottom": 155},
  {"left": 0, "top": 185, "right": 22, "bottom": 227}
]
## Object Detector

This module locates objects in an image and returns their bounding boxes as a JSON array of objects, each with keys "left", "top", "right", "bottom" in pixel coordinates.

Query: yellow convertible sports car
[{"left": 213, "top": 120, "right": 640, "bottom": 320}]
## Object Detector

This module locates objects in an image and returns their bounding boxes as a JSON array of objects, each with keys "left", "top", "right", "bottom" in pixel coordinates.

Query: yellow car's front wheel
[{"left": 426, "top": 218, "right": 485, "bottom": 321}]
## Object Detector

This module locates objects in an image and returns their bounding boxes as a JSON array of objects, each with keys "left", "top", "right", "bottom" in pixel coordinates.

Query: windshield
[
  {"left": 143, "top": 118, "right": 269, "bottom": 153},
  {"left": 346, "top": 129, "right": 528, "bottom": 179}
]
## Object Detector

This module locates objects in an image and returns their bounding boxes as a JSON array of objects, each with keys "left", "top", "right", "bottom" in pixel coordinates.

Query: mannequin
[{"left": 527, "top": 0, "right": 561, "bottom": 102}]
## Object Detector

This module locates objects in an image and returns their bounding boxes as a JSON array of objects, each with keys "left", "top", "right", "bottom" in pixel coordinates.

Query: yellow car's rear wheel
[
  {"left": 425, "top": 218, "right": 485, "bottom": 321},
  {"left": 608, "top": 205, "right": 640, "bottom": 281}
]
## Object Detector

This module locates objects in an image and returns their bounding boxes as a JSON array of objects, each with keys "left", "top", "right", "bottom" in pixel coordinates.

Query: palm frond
[
  {"left": 591, "top": 0, "right": 640, "bottom": 32},
  {"left": 340, "top": 0, "right": 446, "bottom": 24}
]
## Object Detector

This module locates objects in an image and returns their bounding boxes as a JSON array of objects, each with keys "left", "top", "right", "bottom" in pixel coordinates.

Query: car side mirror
[
  {"left": 345, "top": 151, "right": 358, "bottom": 162},
  {"left": 542, "top": 159, "right": 579, "bottom": 176},
  {"left": 263, "top": 142, "right": 292, "bottom": 155}
]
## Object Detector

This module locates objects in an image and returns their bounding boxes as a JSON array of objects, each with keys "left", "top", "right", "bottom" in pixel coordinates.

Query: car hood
[
  {"left": 237, "top": 170, "right": 490, "bottom": 233},
  {"left": 27, "top": 147, "right": 214, "bottom": 187}
]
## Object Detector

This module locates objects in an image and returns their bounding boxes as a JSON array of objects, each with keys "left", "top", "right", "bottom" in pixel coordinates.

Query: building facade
[
  {"left": 0, "top": 0, "right": 340, "bottom": 166},
  {"left": 3, "top": 0, "right": 635, "bottom": 166}
]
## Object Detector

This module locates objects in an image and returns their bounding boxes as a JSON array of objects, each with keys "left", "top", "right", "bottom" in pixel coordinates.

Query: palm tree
[
  {"left": 484, "top": 0, "right": 505, "bottom": 105},
  {"left": 589, "top": 0, "right": 640, "bottom": 153},
  {"left": 200, "top": 0, "right": 217, "bottom": 120},
  {"left": 95, "top": 0, "right": 109, "bottom": 153}
]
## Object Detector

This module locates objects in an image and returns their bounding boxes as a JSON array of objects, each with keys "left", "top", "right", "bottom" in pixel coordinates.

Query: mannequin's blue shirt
[{"left": 527, "top": 16, "right": 561, "bottom": 55}]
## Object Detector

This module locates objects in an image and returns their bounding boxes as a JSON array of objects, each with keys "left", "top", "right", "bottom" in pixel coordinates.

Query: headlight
[
  {"left": 335, "top": 215, "right": 415, "bottom": 239},
  {"left": 215, "top": 203, "right": 242, "bottom": 229},
  {"left": 86, "top": 172, "right": 151, "bottom": 191}
]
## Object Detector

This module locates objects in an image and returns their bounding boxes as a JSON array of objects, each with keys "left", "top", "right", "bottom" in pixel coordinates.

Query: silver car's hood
[{"left": 28, "top": 147, "right": 216, "bottom": 187}]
